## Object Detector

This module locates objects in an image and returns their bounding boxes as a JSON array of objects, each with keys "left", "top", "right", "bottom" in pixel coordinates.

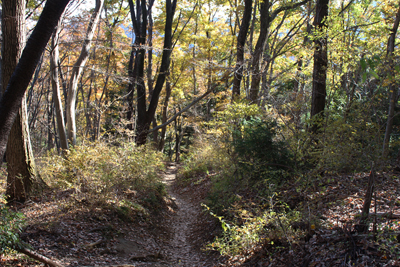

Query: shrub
[
  {"left": 38, "top": 141, "right": 166, "bottom": 214},
  {"left": 232, "top": 117, "right": 293, "bottom": 182},
  {"left": 206, "top": 202, "right": 302, "bottom": 256},
  {"left": 292, "top": 111, "right": 382, "bottom": 173},
  {"left": 178, "top": 136, "right": 232, "bottom": 182},
  {"left": 0, "top": 203, "right": 25, "bottom": 254},
  {"left": 40, "top": 141, "right": 164, "bottom": 192}
]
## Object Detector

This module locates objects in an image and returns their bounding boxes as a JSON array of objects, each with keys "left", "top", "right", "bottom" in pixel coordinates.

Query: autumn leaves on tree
[{"left": 1, "top": 0, "right": 400, "bottom": 201}]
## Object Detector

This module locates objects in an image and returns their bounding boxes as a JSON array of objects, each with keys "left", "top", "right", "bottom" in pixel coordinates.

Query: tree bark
[
  {"left": 249, "top": 0, "right": 310, "bottom": 104},
  {"left": 3, "top": 0, "right": 38, "bottom": 202},
  {"left": 0, "top": 0, "right": 71, "bottom": 163},
  {"left": 357, "top": 165, "right": 375, "bottom": 233},
  {"left": 66, "top": 0, "right": 104, "bottom": 146},
  {"left": 51, "top": 20, "right": 69, "bottom": 152},
  {"left": 158, "top": 77, "right": 172, "bottom": 151},
  {"left": 133, "top": 0, "right": 177, "bottom": 145},
  {"left": 17, "top": 247, "right": 64, "bottom": 267},
  {"left": 310, "top": 0, "right": 329, "bottom": 133},
  {"left": 383, "top": 5, "right": 400, "bottom": 158},
  {"left": 231, "top": 0, "right": 253, "bottom": 102}
]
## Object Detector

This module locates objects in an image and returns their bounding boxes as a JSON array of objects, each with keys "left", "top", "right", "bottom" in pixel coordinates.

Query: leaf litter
[{"left": 2, "top": 167, "right": 400, "bottom": 266}]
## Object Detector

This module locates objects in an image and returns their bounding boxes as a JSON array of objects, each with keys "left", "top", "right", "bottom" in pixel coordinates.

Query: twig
[
  {"left": 373, "top": 190, "right": 377, "bottom": 240},
  {"left": 276, "top": 215, "right": 292, "bottom": 248}
]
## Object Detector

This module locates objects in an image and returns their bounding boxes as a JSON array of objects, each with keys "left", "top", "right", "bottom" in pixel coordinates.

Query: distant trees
[{"left": 3, "top": 0, "right": 400, "bottom": 179}]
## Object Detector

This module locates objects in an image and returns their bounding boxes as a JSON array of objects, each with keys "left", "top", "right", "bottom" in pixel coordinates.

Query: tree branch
[
  {"left": 148, "top": 87, "right": 214, "bottom": 133},
  {"left": 271, "top": 0, "right": 311, "bottom": 21},
  {"left": 16, "top": 247, "right": 64, "bottom": 267}
]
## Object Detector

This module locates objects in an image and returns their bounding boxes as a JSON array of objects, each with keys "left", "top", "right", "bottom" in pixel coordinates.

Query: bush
[
  {"left": 178, "top": 136, "right": 232, "bottom": 182},
  {"left": 293, "top": 111, "right": 382, "bottom": 173},
  {"left": 206, "top": 202, "right": 302, "bottom": 256},
  {"left": 38, "top": 141, "right": 166, "bottom": 216},
  {"left": 232, "top": 117, "right": 293, "bottom": 182},
  {"left": 0, "top": 203, "right": 25, "bottom": 254},
  {"left": 40, "top": 141, "right": 164, "bottom": 193}
]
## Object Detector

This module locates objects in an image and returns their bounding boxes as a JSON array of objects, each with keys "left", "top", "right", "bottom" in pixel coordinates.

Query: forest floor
[
  {"left": 2, "top": 165, "right": 400, "bottom": 266},
  {"left": 0, "top": 162, "right": 220, "bottom": 267}
]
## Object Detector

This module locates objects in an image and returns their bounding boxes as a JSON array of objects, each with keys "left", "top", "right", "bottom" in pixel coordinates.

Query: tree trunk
[
  {"left": 3, "top": 0, "right": 38, "bottom": 202},
  {"left": 310, "top": 0, "right": 329, "bottom": 133},
  {"left": 66, "top": 0, "right": 104, "bottom": 146},
  {"left": 356, "top": 164, "right": 375, "bottom": 233},
  {"left": 0, "top": 0, "right": 71, "bottom": 164},
  {"left": 231, "top": 0, "right": 253, "bottom": 102},
  {"left": 158, "top": 77, "right": 172, "bottom": 152},
  {"left": 132, "top": 0, "right": 177, "bottom": 145},
  {"left": 47, "top": 82, "right": 54, "bottom": 150},
  {"left": 51, "top": 20, "right": 69, "bottom": 152},
  {"left": 249, "top": 0, "right": 310, "bottom": 104},
  {"left": 126, "top": 50, "right": 135, "bottom": 133},
  {"left": 383, "top": 5, "right": 400, "bottom": 158}
]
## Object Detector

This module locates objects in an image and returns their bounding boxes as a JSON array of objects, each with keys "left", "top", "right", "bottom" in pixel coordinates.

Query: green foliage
[
  {"left": 0, "top": 203, "right": 25, "bottom": 254},
  {"left": 205, "top": 202, "right": 302, "bottom": 256},
  {"left": 293, "top": 109, "right": 382, "bottom": 173},
  {"left": 209, "top": 102, "right": 261, "bottom": 139},
  {"left": 116, "top": 200, "right": 149, "bottom": 222},
  {"left": 178, "top": 136, "right": 232, "bottom": 182},
  {"left": 232, "top": 117, "right": 293, "bottom": 181}
]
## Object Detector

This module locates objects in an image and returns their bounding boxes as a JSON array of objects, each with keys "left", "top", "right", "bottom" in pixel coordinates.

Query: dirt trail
[
  {"left": 133, "top": 163, "right": 216, "bottom": 267},
  {"left": 9, "top": 163, "right": 218, "bottom": 267}
]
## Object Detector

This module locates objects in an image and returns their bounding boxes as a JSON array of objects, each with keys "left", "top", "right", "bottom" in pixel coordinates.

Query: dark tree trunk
[
  {"left": 249, "top": 0, "right": 310, "bottom": 104},
  {"left": 231, "top": 0, "right": 253, "bottom": 102},
  {"left": 310, "top": 0, "right": 329, "bottom": 133},
  {"left": 128, "top": 0, "right": 177, "bottom": 145},
  {"left": 0, "top": 0, "right": 71, "bottom": 165},
  {"left": 249, "top": 0, "right": 269, "bottom": 104},
  {"left": 126, "top": 50, "right": 135, "bottom": 133},
  {"left": 158, "top": 77, "right": 172, "bottom": 152},
  {"left": 383, "top": 5, "right": 400, "bottom": 158}
]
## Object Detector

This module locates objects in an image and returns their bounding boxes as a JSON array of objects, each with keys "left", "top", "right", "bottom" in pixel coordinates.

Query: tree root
[{"left": 16, "top": 247, "right": 64, "bottom": 267}]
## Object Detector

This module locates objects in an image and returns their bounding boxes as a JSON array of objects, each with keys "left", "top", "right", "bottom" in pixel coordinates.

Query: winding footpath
[
  {"left": 161, "top": 163, "right": 204, "bottom": 266},
  {"left": 134, "top": 163, "right": 214, "bottom": 267}
]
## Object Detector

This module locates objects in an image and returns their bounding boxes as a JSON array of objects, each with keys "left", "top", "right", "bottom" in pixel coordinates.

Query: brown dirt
[{"left": 0, "top": 163, "right": 221, "bottom": 266}]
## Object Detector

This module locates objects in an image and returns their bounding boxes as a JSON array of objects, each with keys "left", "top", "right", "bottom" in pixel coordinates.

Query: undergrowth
[
  {"left": 0, "top": 202, "right": 25, "bottom": 254},
  {"left": 38, "top": 141, "right": 166, "bottom": 219},
  {"left": 179, "top": 114, "right": 302, "bottom": 257},
  {"left": 178, "top": 102, "right": 386, "bottom": 259}
]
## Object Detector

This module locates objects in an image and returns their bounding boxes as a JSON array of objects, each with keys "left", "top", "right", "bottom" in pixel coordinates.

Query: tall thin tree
[
  {"left": 127, "top": 0, "right": 177, "bottom": 145},
  {"left": 231, "top": 0, "right": 253, "bottom": 102},
  {"left": 51, "top": 18, "right": 69, "bottom": 152},
  {"left": 66, "top": 0, "right": 104, "bottom": 146},
  {"left": 310, "top": 0, "right": 329, "bottom": 133},
  {"left": 382, "top": 5, "right": 400, "bottom": 157}
]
